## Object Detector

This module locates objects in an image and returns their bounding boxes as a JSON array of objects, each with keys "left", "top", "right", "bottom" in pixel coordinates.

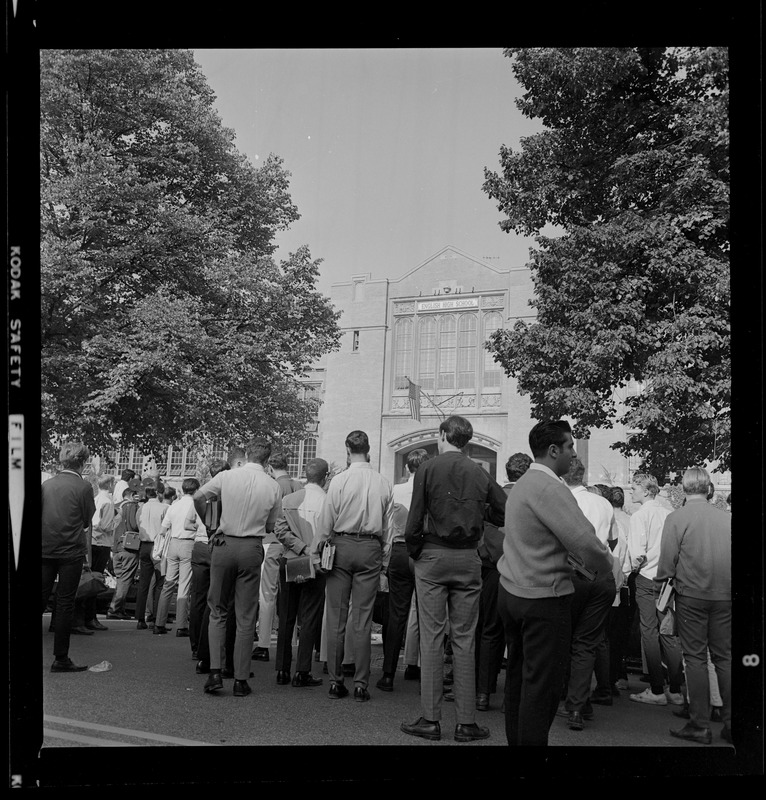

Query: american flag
[{"left": 408, "top": 378, "right": 421, "bottom": 422}]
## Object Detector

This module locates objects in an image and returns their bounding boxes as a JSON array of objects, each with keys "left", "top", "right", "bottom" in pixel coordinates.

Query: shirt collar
[
  {"left": 243, "top": 462, "right": 266, "bottom": 472},
  {"left": 530, "top": 462, "right": 563, "bottom": 482},
  {"left": 348, "top": 461, "right": 372, "bottom": 470},
  {"left": 569, "top": 485, "right": 587, "bottom": 494}
]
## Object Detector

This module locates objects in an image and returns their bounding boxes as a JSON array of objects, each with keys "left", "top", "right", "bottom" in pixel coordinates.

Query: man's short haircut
[
  {"left": 210, "top": 458, "right": 230, "bottom": 478},
  {"left": 305, "top": 458, "right": 329, "bottom": 485},
  {"left": 528, "top": 420, "right": 572, "bottom": 458},
  {"left": 594, "top": 484, "right": 610, "bottom": 497},
  {"left": 632, "top": 472, "right": 659, "bottom": 497},
  {"left": 181, "top": 478, "right": 200, "bottom": 495},
  {"left": 505, "top": 452, "right": 532, "bottom": 483},
  {"left": 681, "top": 467, "right": 711, "bottom": 496},
  {"left": 98, "top": 474, "right": 116, "bottom": 491},
  {"left": 120, "top": 468, "right": 136, "bottom": 482},
  {"left": 345, "top": 430, "right": 370, "bottom": 454},
  {"left": 562, "top": 456, "right": 586, "bottom": 486},
  {"left": 164, "top": 487, "right": 177, "bottom": 501},
  {"left": 609, "top": 487, "right": 625, "bottom": 508},
  {"left": 439, "top": 415, "right": 473, "bottom": 449},
  {"left": 144, "top": 486, "right": 157, "bottom": 499},
  {"left": 59, "top": 441, "right": 90, "bottom": 471},
  {"left": 406, "top": 448, "right": 430, "bottom": 474},
  {"left": 122, "top": 487, "right": 135, "bottom": 500},
  {"left": 246, "top": 438, "right": 272, "bottom": 464},
  {"left": 269, "top": 451, "right": 289, "bottom": 471},
  {"left": 228, "top": 446, "right": 246, "bottom": 465}
]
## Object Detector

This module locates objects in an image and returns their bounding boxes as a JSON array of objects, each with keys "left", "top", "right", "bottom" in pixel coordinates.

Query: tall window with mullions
[
  {"left": 457, "top": 314, "right": 477, "bottom": 389},
  {"left": 418, "top": 316, "right": 436, "bottom": 390},
  {"left": 482, "top": 312, "right": 503, "bottom": 389},
  {"left": 393, "top": 318, "right": 413, "bottom": 390}
]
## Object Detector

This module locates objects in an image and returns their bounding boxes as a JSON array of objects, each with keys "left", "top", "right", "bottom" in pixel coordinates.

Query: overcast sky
[{"left": 192, "top": 48, "right": 548, "bottom": 295}]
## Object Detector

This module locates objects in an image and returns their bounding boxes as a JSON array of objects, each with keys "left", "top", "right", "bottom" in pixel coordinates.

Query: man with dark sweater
[
  {"left": 42, "top": 441, "right": 96, "bottom": 672},
  {"left": 657, "top": 467, "right": 732, "bottom": 745},
  {"left": 496, "top": 420, "right": 613, "bottom": 746},
  {"left": 401, "top": 415, "right": 507, "bottom": 743}
]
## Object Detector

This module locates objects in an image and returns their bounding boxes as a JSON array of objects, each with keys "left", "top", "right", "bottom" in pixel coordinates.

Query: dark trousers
[
  {"left": 192, "top": 541, "right": 236, "bottom": 669},
  {"left": 275, "top": 560, "right": 326, "bottom": 674},
  {"left": 381, "top": 541, "right": 415, "bottom": 675},
  {"left": 475, "top": 565, "right": 505, "bottom": 695},
  {"left": 42, "top": 556, "right": 83, "bottom": 661},
  {"left": 563, "top": 574, "right": 616, "bottom": 711},
  {"left": 498, "top": 584, "right": 572, "bottom": 746},
  {"left": 635, "top": 574, "right": 684, "bottom": 694},
  {"left": 675, "top": 595, "right": 731, "bottom": 728},
  {"left": 134, "top": 541, "right": 164, "bottom": 624},
  {"left": 593, "top": 590, "right": 633, "bottom": 690}
]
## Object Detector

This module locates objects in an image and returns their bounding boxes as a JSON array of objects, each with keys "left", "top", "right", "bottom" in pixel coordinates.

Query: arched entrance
[{"left": 389, "top": 429, "right": 501, "bottom": 484}]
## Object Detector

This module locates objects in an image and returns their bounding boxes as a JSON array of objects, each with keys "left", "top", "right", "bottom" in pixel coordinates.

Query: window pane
[
  {"left": 393, "top": 318, "right": 413, "bottom": 389},
  {"left": 418, "top": 317, "right": 436, "bottom": 390},
  {"left": 457, "top": 314, "right": 477, "bottom": 389},
  {"left": 301, "top": 438, "right": 317, "bottom": 477},
  {"left": 438, "top": 315, "right": 456, "bottom": 389},
  {"left": 168, "top": 446, "right": 184, "bottom": 476},
  {"left": 483, "top": 312, "right": 503, "bottom": 388},
  {"left": 288, "top": 445, "right": 301, "bottom": 478}
]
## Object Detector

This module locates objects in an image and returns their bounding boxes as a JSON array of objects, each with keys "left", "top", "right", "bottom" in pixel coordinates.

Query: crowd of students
[{"left": 42, "top": 418, "right": 731, "bottom": 746}]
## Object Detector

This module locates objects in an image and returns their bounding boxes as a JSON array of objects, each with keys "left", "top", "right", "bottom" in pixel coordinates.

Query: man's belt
[{"left": 333, "top": 531, "right": 378, "bottom": 539}]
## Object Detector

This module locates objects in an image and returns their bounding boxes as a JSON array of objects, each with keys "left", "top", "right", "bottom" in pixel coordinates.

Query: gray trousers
[
  {"left": 414, "top": 546, "right": 482, "bottom": 724},
  {"left": 325, "top": 535, "right": 382, "bottom": 688},
  {"left": 207, "top": 536, "right": 264, "bottom": 680}
]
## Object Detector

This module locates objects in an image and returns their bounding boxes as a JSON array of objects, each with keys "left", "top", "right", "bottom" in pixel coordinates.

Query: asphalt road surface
[{"left": 31, "top": 613, "right": 749, "bottom": 784}]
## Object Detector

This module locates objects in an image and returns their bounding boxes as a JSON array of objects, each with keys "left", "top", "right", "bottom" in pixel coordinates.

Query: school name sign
[{"left": 417, "top": 298, "right": 479, "bottom": 312}]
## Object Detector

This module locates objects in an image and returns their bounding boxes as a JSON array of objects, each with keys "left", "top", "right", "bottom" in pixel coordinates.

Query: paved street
[{"left": 36, "top": 613, "right": 743, "bottom": 783}]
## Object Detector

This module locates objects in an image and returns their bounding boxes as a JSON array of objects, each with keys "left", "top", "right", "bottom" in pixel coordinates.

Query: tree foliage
[
  {"left": 483, "top": 47, "right": 729, "bottom": 476},
  {"left": 41, "top": 49, "right": 341, "bottom": 463}
]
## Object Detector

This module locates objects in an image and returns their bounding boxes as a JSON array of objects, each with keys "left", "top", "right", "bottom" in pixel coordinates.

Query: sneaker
[
  {"left": 666, "top": 690, "right": 685, "bottom": 705},
  {"left": 630, "top": 688, "right": 667, "bottom": 705}
]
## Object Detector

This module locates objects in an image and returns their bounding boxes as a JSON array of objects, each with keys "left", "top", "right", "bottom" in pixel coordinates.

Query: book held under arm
[
  {"left": 567, "top": 552, "right": 596, "bottom": 582},
  {"left": 655, "top": 578, "right": 675, "bottom": 613},
  {"left": 318, "top": 539, "right": 336, "bottom": 571},
  {"left": 285, "top": 554, "right": 316, "bottom": 582}
]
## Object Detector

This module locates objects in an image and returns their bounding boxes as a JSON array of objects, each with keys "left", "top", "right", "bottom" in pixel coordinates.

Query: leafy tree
[
  {"left": 41, "top": 49, "right": 340, "bottom": 464},
  {"left": 483, "top": 47, "right": 729, "bottom": 477}
]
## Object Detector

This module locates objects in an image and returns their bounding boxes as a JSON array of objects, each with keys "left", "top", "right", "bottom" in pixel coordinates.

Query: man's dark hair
[
  {"left": 210, "top": 458, "right": 230, "bottom": 478},
  {"left": 305, "top": 458, "right": 329, "bottom": 485},
  {"left": 345, "top": 430, "right": 370, "bottom": 454},
  {"left": 269, "top": 451, "right": 289, "bottom": 471},
  {"left": 59, "top": 441, "right": 90, "bottom": 471},
  {"left": 406, "top": 448, "right": 429, "bottom": 474},
  {"left": 609, "top": 487, "right": 625, "bottom": 508},
  {"left": 439, "top": 415, "right": 473, "bottom": 449},
  {"left": 528, "top": 420, "right": 572, "bottom": 458},
  {"left": 246, "top": 438, "right": 272, "bottom": 465},
  {"left": 505, "top": 452, "right": 532, "bottom": 483},
  {"left": 228, "top": 446, "right": 246, "bottom": 466},
  {"left": 182, "top": 478, "right": 200, "bottom": 495},
  {"left": 163, "top": 487, "right": 177, "bottom": 502},
  {"left": 120, "top": 468, "right": 136, "bottom": 482},
  {"left": 144, "top": 486, "right": 157, "bottom": 499},
  {"left": 562, "top": 456, "right": 586, "bottom": 487},
  {"left": 122, "top": 487, "right": 135, "bottom": 500},
  {"left": 594, "top": 483, "right": 610, "bottom": 497}
]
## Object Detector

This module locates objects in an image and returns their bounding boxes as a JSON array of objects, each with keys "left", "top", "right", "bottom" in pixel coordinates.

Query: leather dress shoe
[
  {"left": 476, "top": 692, "right": 490, "bottom": 711},
  {"left": 51, "top": 658, "right": 88, "bottom": 673},
  {"left": 276, "top": 670, "right": 291, "bottom": 685},
  {"left": 70, "top": 625, "right": 94, "bottom": 635},
  {"left": 567, "top": 711, "right": 584, "bottom": 731},
  {"left": 454, "top": 722, "right": 490, "bottom": 742},
  {"left": 107, "top": 612, "right": 131, "bottom": 620},
  {"left": 175, "top": 627, "right": 190, "bottom": 638},
  {"left": 85, "top": 620, "right": 108, "bottom": 631},
  {"left": 153, "top": 626, "right": 170, "bottom": 635},
  {"left": 251, "top": 647, "right": 269, "bottom": 662},
  {"left": 670, "top": 723, "right": 712, "bottom": 744},
  {"left": 292, "top": 672, "right": 322, "bottom": 687},
  {"left": 376, "top": 674, "right": 394, "bottom": 692},
  {"left": 354, "top": 686, "right": 371, "bottom": 702},
  {"left": 403, "top": 665, "right": 420, "bottom": 680},
  {"left": 342, "top": 663, "right": 356, "bottom": 677},
  {"left": 203, "top": 671, "right": 223, "bottom": 693},
  {"left": 196, "top": 661, "right": 210, "bottom": 674},
  {"left": 590, "top": 692, "right": 613, "bottom": 706},
  {"left": 328, "top": 681, "right": 349, "bottom": 699},
  {"left": 136, "top": 621, "right": 148, "bottom": 630},
  {"left": 233, "top": 679, "right": 253, "bottom": 697},
  {"left": 401, "top": 717, "right": 441, "bottom": 741}
]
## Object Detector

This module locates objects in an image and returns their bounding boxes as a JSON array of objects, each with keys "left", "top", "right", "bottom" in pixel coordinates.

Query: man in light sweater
[
  {"left": 627, "top": 472, "right": 685, "bottom": 706},
  {"left": 496, "top": 420, "right": 613, "bottom": 746}
]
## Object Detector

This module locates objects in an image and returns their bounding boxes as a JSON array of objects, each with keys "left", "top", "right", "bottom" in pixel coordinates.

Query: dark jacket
[
  {"left": 405, "top": 451, "right": 506, "bottom": 559},
  {"left": 41, "top": 470, "right": 95, "bottom": 561}
]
